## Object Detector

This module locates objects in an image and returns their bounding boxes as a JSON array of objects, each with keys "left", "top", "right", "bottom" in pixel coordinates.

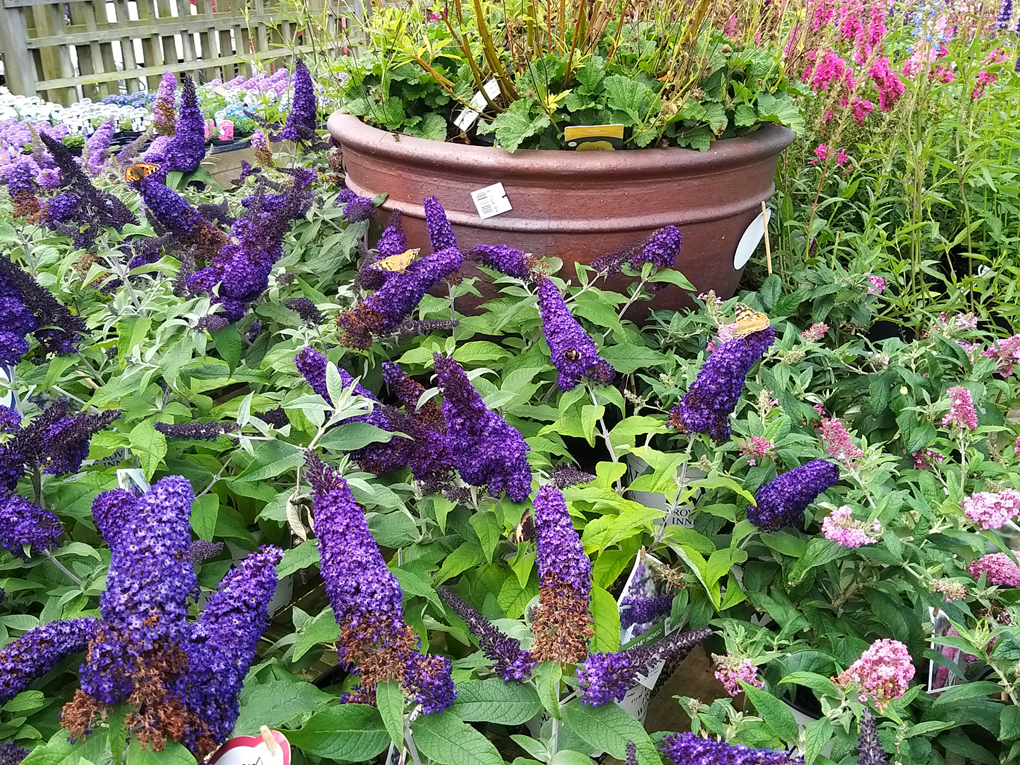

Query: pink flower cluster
[
  {"left": 971, "top": 47, "right": 1007, "bottom": 100},
  {"left": 822, "top": 505, "right": 881, "bottom": 547},
  {"left": 713, "top": 653, "right": 764, "bottom": 696},
  {"left": 928, "top": 312, "right": 979, "bottom": 338},
  {"left": 866, "top": 275, "right": 886, "bottom": 295},
  {"left": 805, "top": 49, "right": 855, "bottom": 92},
  {"left": 869, "top": 58, "right": 905, "bottom": 110},
  {"left": 821, "top": 417, "right": 864, "bottom": 466},
  {"left": 934, "top": 579, "right": 967, "bottom": 602},
  {"left": 942, "top": 386, "right": 978, "bottom": 430},
  {"left": 707, "top": 322, "right": 739, "bottom": 354},
  {"left": 962, "top": 489, "right": 1020, "bottom": 530},
  {"left": 740, "top": 436, "right": 776, "bottom": 466},
  {"left": 983, "top": 335, "right": 1020, "bottom": 377},
  {"left": 834, "top": 639, "right": 914, "bottom": 708},
  {"left": 969, "top": 553, "right": 1020, "bottom": 587},
  {"left": 802, "top": 323, "right": 829, "bottom": 342}
]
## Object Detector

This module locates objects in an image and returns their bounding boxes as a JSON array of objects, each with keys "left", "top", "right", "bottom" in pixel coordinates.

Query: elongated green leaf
[
  {"left": 210, "top": 326, "right": 242, "bottom": 373},
  {"left": 286, "top": 704, "right": 389, "bottom": 761},
  {"left": 778, "top": 671, "right": 840, "bottom": 699},
  {"left": 413, "top": 709, "right": 504, "bottom": 765},
  {"left": 560, "top": 700, "right": 659, "bottom": 764},
  {"left": 376, "top": 679, "right": 406, "bottom": 748},
  {"left": 129, "top": 420, "right": 167, "bottom": 480},
  {"left": 293, "top": 607, "right": 342, "bottom": 660},
  {"left": 234, "top": 680, "right": 334, "bottom": 735},
  {"left": 451, "top": 678, "right": 542, "bottom": 725},
  {"left": 190, "top": 493, "right": 219, "bottom": 542},
  {"left": 22, "top": 727, "right": 109, "bottom": 765},
  {"left": 591, "top": 587, "right": 620, "bottom": 652},
  {"left": 236, "top": 440, "right": 305, "bottom": 482},
  {"left": 741, "top": 684, "right": 799, "bottom": 742}
]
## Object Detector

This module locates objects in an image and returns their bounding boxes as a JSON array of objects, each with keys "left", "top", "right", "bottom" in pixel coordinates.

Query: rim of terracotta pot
[{"left": 327, "top": 111, "right": 795, "bottom": 182}]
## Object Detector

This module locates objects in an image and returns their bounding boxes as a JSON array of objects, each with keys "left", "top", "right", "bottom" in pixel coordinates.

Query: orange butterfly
[
  {"left": 124, "top": 162, "right": 160, "bottom": 182},
  {"left": 732, "top": 302, "right": 770, "bottom": 338}
]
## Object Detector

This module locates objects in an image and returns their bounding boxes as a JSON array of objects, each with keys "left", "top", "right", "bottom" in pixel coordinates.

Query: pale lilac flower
[
  {"left": 822, "top": 506, "right": 880, "bottom": 548},
  {"left": 712, "top": 653, "right": 763, "bottom": 696},
  {"left": 834, "top": 639, "right": 914, "bottom": 708},
  {"left": 739, "top": 436, "right": 775, "bottom": 467},
  {"left": 942, "top": 386, "right": 978, "bottom": 430},
  {"left": 801, "top": 323, "right": 828, "bottom": 342},
  {"left": 962, "top": 490, "right": 1020, "bottom": 529},
  {"left": 969, "top": 553, "right": 1020, "bottom": 587}
]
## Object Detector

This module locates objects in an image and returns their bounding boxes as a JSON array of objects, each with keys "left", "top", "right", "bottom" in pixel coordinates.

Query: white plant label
[
  {"left": 453, "top": 78, "right": 501, "bottom": 132},
  {"left": 471, "top": 182, "right": 512, "bottom": 220},
  {"left": 0, "top": 366, "right": 15, "bottom": 410}
]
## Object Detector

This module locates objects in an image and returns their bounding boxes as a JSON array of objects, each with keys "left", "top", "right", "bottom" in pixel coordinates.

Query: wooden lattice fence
[{"left": 0, "top": 0, "right": 345, "bottom": 104}]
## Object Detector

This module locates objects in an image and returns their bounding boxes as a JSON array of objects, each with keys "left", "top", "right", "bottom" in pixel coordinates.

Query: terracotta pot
[{"left": 328, "top": 112, "right": 794, "bottom": 316}]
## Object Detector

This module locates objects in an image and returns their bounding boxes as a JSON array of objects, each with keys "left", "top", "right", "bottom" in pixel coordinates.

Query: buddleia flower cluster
[
  {"left": 0, "top": 254, "right": 87, "bottom": 364},
  {"left": 305, "top": 454, "right": 455, "bottom": 713},
  {"left": 536, "top": 277, "right": 615, "bottom": 391},
  {"left": 133, "top": 177, "right": 228, "bottom": 265},
  {"left": 37, "top": 133, "right": 138, "bottom": 249},
  {"left": 54, "top": 477, "right": 282, "bottom": 756},
  {"left": 0, "top": 618, "right": 100, "bottom": 705},
  {"left": 338, "top": 198, "right": 463, "bottom": 349},
  {"left": 590, "top": 225, "right": 683, "bottom": 274},
  {"left": 275, "top": 58, "right": 319, "bottom": 143},
  {"left": 84, "top": 120, "right": 115, "bottom": 176},
  {"left": 142, "top": 74, "right": 206, "bottom": 180},
  {"left": 747, "top": 459, "right": 840, "bottom": 531},
  {"left": 659, "top": 732, "right": 805, "bottom": 764},
  {"left": 0, "top": 399, "right": 120, "bottom": 490},
  {"left": 188, "top": 168, "right": 316, "bottom": 323},
  {"left": 670, "top": 327, "right": 776, "bottom": 443}
]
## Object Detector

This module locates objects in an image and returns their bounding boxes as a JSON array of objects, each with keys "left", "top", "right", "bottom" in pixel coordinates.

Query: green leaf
[
  {"left": 234, "top": 680, "right": 334, "bottom": 735},
  {"left": 599, "top": 345, "right": 670, "bottom": 374},
  {"left": 451, "top": 678, "right": 542, "bottom": 725},
  {"left": 741, "top": 684, "right": 799, "bottom": 743},
  {"left": 22, "top": 729, "right": 108, "bottom": 765},
  {"left": 435, "top": 542, "right": 485, "bottom": 585},
  {"left": 210, "top": 326, "right": 242, "bottom": 373},
  {"left": 129, "top": 421, "right": 167, "bottom": 480},
  {"left": 190, "top": 493, "right": 219, "bottom": 542},
  {"left": 412, "top": 112, "right": 449, "bottom": 142},
  {"left": 803, "top": 717, "right": 832, "bottom": 764},
  {"left": 117, "top": 316, "right": 151, "bottom": 365},
  {"left": 318, "top": 422, "right": 395, "bottom": 452},
  {"left": 470, "top": 512, "right": 501, "bottom": 564},
  {"left": 286, "top": 704, "right": 390, "bottom": 761},
  {"left": 603, "top": 74, "right": 652, "bottom": 123},
  {"left": 787, "top": 538, "right": 849, "bottom": 584},
  {"left": 126, "top": 740, "right": 196, "bottom": 765},
  {"left": 277, "top": 539, "right": 320, "bottom": 578},
  {"left": 236, "top": 440, "right": 305, "bottom": 482},
  {"left": 376, "top": 679, "right": 406, "bottom": 748},
  {"left": 560, "top": 699, "right": 659, "bottom": 764},
  {"left": 1002, "top": 706, "right": 1020, "bottom": 741},
  {"left": 779, "top": 671, "right": 840, "bottom": 698},
  {"left": 293, "top": 607, "right": 342, "bottom": 660},
  {"left": 478, "top": 98, "right": 551, "bottom": 152},
  {"left": 581, "top": 404, "right": 604, "bottom": 448},
  {"left": 413, "top": 709, "right": 504, "bottom": 765},
  {"left": 550, "top": 753, "right": 597, "bottom": 765},
  {"left": 591, "top": 586, "right": 620, "bottom": 652},
  {"left": 648, "top": 269, "right": 695, "bottom": 290},
  {"left": 108, "top": 704, "right": 129, "bottom": 765},
  {"left": 931, "top": 681, "right": 1003, "bottom": 709},
  {"left": 454, "top": 341, "right": 512, "bottom": 365},
  {"left": 534, "top": 660, "right": 562, "bottom": 720}
]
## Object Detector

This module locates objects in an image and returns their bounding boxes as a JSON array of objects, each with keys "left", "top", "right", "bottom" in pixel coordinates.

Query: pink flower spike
[
  {"left": 713, "top": 653, "right": 763, "bottom": 696},
  {"left": 866, "top": 275, "right": 886, "bottom": 295},
  {"left": 740, "top": 436, "right": 775, "bottom": 467},
  {"left": 801, "top": 322, "right": 829, "bottom": 342},
  {"left": 814, "top": 143, "right": 830, "bottom": 163},
  {"left": 835, "top": 148, "right": 850, "bottom": 167},
  {"left": 834, "top": 639, "right": 914, "bottom": 708},
  {"left": 934, "top": 579, "right": 967, "bottom": 602},
  {"left": 821, "top": 418, "right": 864, "bottom": 466},
  {"left": 942, "top": 386, "right": 978, "bottom": 430},
  {"left": 822, "top": 505, "right": 880, "bottom": 548},
  {"left": 969, "top": 553, "right": 1020, "bottom": 587},
  {"left": 962, "top": 490, "right": 1020, "bottom": 530}
]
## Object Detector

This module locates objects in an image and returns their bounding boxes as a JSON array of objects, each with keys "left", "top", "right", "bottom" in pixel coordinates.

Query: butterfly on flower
[
  {"left": 124, "top": 162, "right": 160, "bottom": 182},
  {"left": 732, "top": 303, "right": 770, "bottom": 338},
  {"left": 375, "top": 248, "right": 420, "bottom": 273},
  {"left": 512, "top": 510, "right": 535, "bottom": 544}
]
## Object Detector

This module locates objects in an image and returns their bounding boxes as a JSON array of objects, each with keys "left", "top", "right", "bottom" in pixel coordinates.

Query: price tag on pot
[
  {"left": 471, "top": 182, "right": 512, "bottom": 220},
  {"left": 564, "top": 124, "right": 625, "bottom": 151},
  {"left": 211, "top": 727, "right": 291, "bottom": 765}
]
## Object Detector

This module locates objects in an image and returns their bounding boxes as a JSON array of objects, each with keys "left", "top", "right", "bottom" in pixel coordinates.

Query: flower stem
[{"left": 44, "top": 550, "right": 83, "bottom": 587}]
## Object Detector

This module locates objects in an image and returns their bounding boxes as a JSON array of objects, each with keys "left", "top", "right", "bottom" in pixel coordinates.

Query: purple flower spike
[
  {"left": 577, "top": 628, "right": 711, "bottom": 705},
  {"left": 858, "top": 708, "right": 890, "bottom": 765},
  {"left": 152, "top": 72, "right": 178, "bottom": 137},
  {"left": 0, "top": 492, "right": 62, "bottom": 557},
  {"left": 177, "top": 545, "right": 282, "bottom": 757},
  {"left": 276, "top": 58, "right": 318, "bottom": 143},
  {"left": 79, "top": 476, "right": 196, "bottom": 705},
  {"left": 0, "top": 618, "right": 99, "bottom": 705},
  {"left": 531, "top": 483, "right": 592, "bottom": 663},
  {"left": 145, "top": 74, "right": 204, "bottom": 177},
  {"left": 468, "top": 245, "right": 533, "bottom": 279},
  {"left": 339, "top": 247, "right": 463, "bottom": 349},
  {"left": 305, "top": 454, "right": 453, "bottom": 714},
  {"left": 434, "top": 354, "right": 532, "bottom": 502},
  {"left": 536, "top": 278, "right": 615, "bottom": 390},
  {"left": 85, "top": 120, "right": 115, "bottom": 175},
  {"left": 137, "top": 177, "right": 207, "bottom": 237},
  {"left": 423, "top": 196, "right": 457, "bottom": 252},
  {"left": 0, "top": 252, "right": 87, "bottom": 362},
  {"left": 669, "top": 327, "right": 776, "bottom": 443},
  {"left": 748, "top": 459, "right": 840, "bottom": 531},
  {"left": 632, "top": 225, "right": 682, "bottom": 270},
  {"left": 438, "top": 587, "right": 536, "bottom": 682},
  {"left": 660, "top": 732, "right": 805, "bottom": 765},
  {"left": 377, "top": 211, "right": 408, "bottom": 259},
  {"left": 0, "top": 742, "right": 28, "bottom": 765},
  {"left": 343, "top": 194, "right": 376, "bottom": 223}
]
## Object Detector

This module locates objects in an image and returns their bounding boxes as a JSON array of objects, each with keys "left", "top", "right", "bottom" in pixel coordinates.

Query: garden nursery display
[{"left": 0, "top": 0, "right": 1019, "bottom": 762}]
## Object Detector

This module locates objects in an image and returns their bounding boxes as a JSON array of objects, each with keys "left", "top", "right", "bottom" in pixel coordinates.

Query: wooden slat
[
  {"left": 135, "top": 0, "right": 162, "bottom": 91},
  {"left": 35, "top": 45, "right": 318, "bottom": 90},
  {"left": 0, "top": 1, "right": 37, "bottom": 94},
  {"left": 34, "top": 3, "right": 76, "bottom": 103},
  {"left": 112, "top": 0, "right": 140, "bottom": 91}
]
